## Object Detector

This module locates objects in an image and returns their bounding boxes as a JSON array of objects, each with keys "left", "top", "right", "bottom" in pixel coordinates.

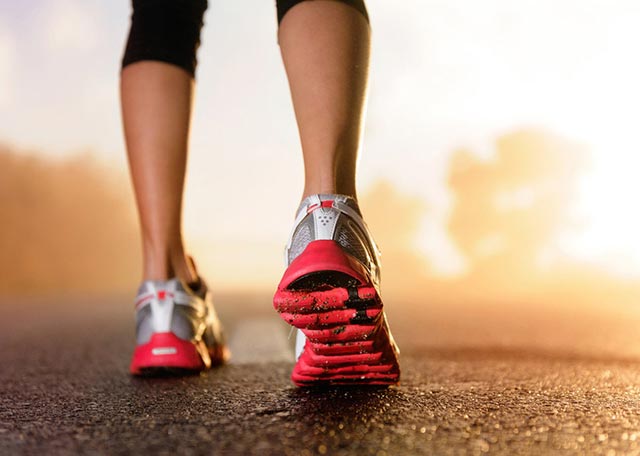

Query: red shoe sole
[
  {"left": 130, "top": 332, "right": 228, "bottom": 376},
  {"left": 274, "top": 240, "right": 400, "bottom": 387}
]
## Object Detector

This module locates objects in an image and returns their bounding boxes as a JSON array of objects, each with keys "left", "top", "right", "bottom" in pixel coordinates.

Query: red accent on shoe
[
  {"left": 302, "top": 349, "right": 384, "bottom": 366},
  {"left": 273, "top": 286, "right": 377, "bottom": 313},
  {"left": 135, "top": 291, "right": 175, "bottom": 310},
  {"left": 279, "top": 307, "right": 382, "bottom": 329},
  {"left": 310, "top": 340, "right": 375, "bottom": 356},
  {"left": 302, "top": 324, "right": 377, "bottom": 343},
  {"left": 306, "top": 200, "right": 335, "bottom": 215},
  {"left": 129, "top": 332, "right": 210, "bottom": 374},
  {"left": 289, "top": 327, "right": 400, "bottom": 386},
  {"left": 274, "top": 241, "right": 400, "bottom": 386},
  {"left": 277, "top": 240, "right": 369, "bottom": 290},
  {"left": 135, "top": 293, "right": 154, "bottom": 308},
  {"left": 292, "top": 371, "right": 399, "bottom": 386}
]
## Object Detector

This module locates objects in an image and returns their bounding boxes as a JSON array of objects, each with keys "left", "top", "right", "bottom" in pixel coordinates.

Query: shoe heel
[
  {"left": 130, "top": 332, "right": 210, "bottom": 375},
  {"left": 278, "top": 240, "right": 370, "bottom": 290}
]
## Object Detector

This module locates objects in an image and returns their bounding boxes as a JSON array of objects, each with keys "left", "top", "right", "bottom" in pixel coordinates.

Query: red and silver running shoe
[
  {"left": 130, "top": 278, "right": 229, "bottom": 375},
  {"left": 274, "top": 194, "right": 400, "bottom": 386}
]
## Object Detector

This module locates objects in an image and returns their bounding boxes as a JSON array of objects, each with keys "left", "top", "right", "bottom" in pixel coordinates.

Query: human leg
[
  {"left": 121, "top": 0, "right": 209, "bottom": 283},
  {"left": 121, "top": 0, "right": 228, "bottom": 374},
  {"left": 274, "top": 1, "right": 400, "bottom": 386},
  {"left": 278, "top": 0, "right": 371, "bottom": 199},
  {"left": 121, "top": 61, "right": 196, "bottom": 283}
]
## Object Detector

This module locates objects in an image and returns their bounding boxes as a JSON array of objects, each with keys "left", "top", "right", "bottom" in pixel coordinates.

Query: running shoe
[
  {"left": 130, "top": 277, "right": 229, "bottom": 375},
  {"left": 273, "top": 194, "right": 400, "bottom": 386}
]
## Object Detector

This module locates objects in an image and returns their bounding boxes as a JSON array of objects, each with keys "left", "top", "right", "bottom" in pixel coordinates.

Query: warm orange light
[{"left": 567, "top": 149, "right": 640, "bottom": 278}]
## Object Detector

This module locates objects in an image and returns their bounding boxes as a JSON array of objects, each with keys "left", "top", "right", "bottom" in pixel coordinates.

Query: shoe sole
[
  {"left": 274, "top": 241, "right": 400, "bottom": 387},
  {"left": 130, "top": 332, "right": 229, "bottom": 376}
]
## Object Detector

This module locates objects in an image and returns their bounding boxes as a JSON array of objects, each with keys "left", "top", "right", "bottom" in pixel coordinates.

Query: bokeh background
[{"left": 1, "top": 0, "right": 639, "bottom": 333}]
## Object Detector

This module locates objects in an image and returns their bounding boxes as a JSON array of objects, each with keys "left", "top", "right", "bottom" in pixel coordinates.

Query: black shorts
[{"left": 122, "top": 0, "right": 369, "bottom": 78}]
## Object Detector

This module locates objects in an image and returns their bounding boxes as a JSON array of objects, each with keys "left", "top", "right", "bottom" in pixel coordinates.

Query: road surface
[{"left": 1, "top": 292, "right": 640, "bottom": 455}]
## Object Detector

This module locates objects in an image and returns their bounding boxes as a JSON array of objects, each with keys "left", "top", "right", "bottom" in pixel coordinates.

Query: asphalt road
[{"left": 2, "top": 292, "right": 640, "bottom": 455}]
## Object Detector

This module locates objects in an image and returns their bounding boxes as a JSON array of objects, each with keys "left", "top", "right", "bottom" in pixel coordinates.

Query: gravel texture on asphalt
[{"left": 2, "top": 294, "right": 640, "bottom": 455}]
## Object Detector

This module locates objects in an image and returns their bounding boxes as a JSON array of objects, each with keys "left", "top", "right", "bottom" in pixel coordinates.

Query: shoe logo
[
  {"left": 151, "top": 347, "right": 177, "bottom": 356},
  {"left": 318, "top": 213, "right": 334, "bottom": 226},
  {"left": 156, "top": 290, "right": 174, "bottom": 301},
  {"left": 307, "top": 200, "right": 335, "bottom": 213},
  {"left": 134, "top": 290, "right": 175, "bottom": 310}
]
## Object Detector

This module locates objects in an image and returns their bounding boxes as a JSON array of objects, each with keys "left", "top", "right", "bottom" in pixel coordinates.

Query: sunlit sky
[{"left": 1, "top": 0, "right": 640, "bottom": 286}]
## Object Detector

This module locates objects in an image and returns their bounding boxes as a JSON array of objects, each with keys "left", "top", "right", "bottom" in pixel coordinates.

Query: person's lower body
[
  {"left": 121, "top": 0, "right": 400, "bottom": 384},
  {"left": 122, "top": 0, "right": 224, "bottom": 373}
]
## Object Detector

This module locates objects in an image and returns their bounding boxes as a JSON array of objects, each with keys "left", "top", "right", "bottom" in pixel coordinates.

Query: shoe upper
[
  {"left": 283, "top": 194, "right": 389, "bottom": 361},
  {"left": 134, "top": 278, "right": 223, "bottom": 347},
  {"left": 285, "top": 194, "right": 382, "bottom": 288}
]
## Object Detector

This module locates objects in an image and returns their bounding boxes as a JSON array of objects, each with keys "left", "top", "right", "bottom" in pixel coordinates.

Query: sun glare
[{"left": 565, "top": 145, "right": 640, "bottom": 278}]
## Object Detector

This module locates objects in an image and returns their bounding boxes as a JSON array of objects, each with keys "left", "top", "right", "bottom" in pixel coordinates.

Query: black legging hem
[{"left": 121, "top": 0, "right": 369, "bottom": 79}]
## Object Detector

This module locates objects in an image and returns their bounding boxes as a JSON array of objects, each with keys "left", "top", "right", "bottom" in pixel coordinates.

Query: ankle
[
  {"left": 141, "top": 242, "right": 197, "bottom": 283},
  {"left": 302, "top": 184, "right": 357, "bottom": 201}
]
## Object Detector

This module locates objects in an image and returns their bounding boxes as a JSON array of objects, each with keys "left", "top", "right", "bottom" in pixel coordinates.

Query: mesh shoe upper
[
  {"left": 134, "top": 278, "right": 222, "bottom": 347},
  {"left": 276, "top": 194, "right": 400, "bottom": 380},
  {"left": 285, "top": 194, "right": 381, "bottom": 287}
]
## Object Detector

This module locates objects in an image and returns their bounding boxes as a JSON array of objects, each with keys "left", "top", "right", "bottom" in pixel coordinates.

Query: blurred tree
[
  {"left": 448, "top": 129, "right": 589, "bottom": 289},
  {"left": 0, "top": 144, "right": 140, "bottom": 295},
  {"left": 361, "top": 180, "right": 430, "bottom": 292}
]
